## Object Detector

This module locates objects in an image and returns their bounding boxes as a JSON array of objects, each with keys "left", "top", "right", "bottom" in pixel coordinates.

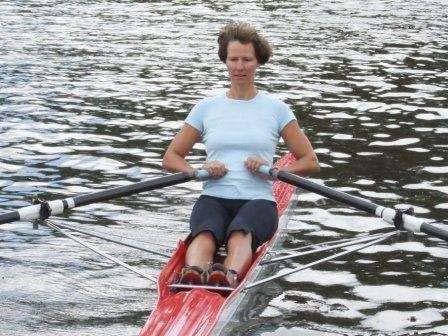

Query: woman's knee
[
  {"left": 191, "top": 231, "right": 216, "bottom": 248},
  {"left": 227, "top": 230, "right": 252, "bottom": 247}
]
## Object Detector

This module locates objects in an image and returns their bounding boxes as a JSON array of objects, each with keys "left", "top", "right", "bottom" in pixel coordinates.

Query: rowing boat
[
  {"left": 138, "top": 153, "right": 297, "bottom": 336},
  {"left": 1, "top": 152, "right": 447, "bottom": 335}
]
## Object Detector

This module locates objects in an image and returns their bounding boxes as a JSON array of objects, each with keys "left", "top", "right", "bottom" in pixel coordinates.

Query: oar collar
[
  {"left": 31, "top": 197, "right": 52, "bottom": 229},
  {"left": 393, "top": 207, "right": 415, "bottom": 230}
]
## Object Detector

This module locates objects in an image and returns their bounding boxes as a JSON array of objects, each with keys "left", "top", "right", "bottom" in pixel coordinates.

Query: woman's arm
[
  {"left": 162, "top": 124, "right": 201, "bottom": 174},
  {"left": 162, "top": 124, "right": 228, "bottom": 178},
  {"left": 281, "top": 120, "right": 320, "bottom": 176}
]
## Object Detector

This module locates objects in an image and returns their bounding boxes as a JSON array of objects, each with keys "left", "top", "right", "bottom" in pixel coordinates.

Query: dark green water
[{"left": 1, "top": 1, "right": 447, "bottom": 335}]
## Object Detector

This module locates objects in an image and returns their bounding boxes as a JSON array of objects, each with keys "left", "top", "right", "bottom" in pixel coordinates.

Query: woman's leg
[
  {"left": 185, "top": 195, "right": 229, "bottom": 270},
  {"left": 225, "top": 199, "right": 278, "bottom": 274},
  {"left": 185, "top": 231, "right": 216, "bottom": 270},
  {"left": 224, "top": 230, "right": 252, "bottom": 274}
]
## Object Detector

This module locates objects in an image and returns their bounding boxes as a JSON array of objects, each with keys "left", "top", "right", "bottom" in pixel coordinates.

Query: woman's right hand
[{"left": 202, "top": 161, "right": 228, "bottom": 179}]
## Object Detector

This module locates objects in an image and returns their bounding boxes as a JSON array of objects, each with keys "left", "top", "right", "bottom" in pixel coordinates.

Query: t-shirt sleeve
[
  {"left": 185, "top": 100, "right": 205, "bottom": 134},
  {"left": 277, "top": 101, "right": 297, "bottom": 133}
]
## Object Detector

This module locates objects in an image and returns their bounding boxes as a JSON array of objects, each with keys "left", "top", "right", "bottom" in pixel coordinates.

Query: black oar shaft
[
  {"left": 73, "top": 172, "right": 192, "bottom": 207},
  {"left": 0, "top": 211, "right": 20, "bottom": 224},
  {"left": 274, "top": 170, "right": 448, "bottom": 243},
  {"left": 421, "top": 222, "right": 448, "bottom": 242},
  {"left": 0, "top": 172, "right": 194, "bottom": 225},
  {"left": 277, "top": 171, "right": 378, "bottom": 214}
]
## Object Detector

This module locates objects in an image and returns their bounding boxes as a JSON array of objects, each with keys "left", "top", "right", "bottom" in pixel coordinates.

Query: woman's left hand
[{"left": 244, "top": 156, "right": 269, "bottom": 175}]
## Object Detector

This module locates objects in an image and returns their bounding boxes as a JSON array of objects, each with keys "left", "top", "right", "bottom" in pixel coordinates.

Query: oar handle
[
  {"left": 196, "top": 167, "right": 274, "bottom": 179},
  {"left": 193, "top": 169, "right": 210, "bottom": 180},
  {"left": 258, "top": 165, "right": 279, "bottom": 180},
  {"left": 257, "top": 165, "right": 271, "bottom": 176}
]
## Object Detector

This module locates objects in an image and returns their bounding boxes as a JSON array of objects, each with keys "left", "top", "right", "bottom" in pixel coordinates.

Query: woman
[{"left": 162, "top": 22, "right": 319, "bottom": 287}]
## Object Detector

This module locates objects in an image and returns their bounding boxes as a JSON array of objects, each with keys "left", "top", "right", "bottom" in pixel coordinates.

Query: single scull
[
  {"left": 138, "top": 153, "right": 298, "bottom": 336},
  {"left": 1, "top": 153, "right": 447, "bottom": 335}
]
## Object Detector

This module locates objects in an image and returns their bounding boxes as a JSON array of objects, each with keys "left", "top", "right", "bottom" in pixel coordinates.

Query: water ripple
[{"left": 1, "top": 0, "right": 448, "bottom": 335}]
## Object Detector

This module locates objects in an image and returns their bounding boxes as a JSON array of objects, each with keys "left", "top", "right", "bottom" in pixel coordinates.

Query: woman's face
[{"left": 226, "top": 41, "right": 259, "bottom": 85}]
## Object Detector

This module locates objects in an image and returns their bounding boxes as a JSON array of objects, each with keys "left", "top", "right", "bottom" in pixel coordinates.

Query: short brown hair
[{"left": 218, "top": 22, "right": 272, "bottom": 65}]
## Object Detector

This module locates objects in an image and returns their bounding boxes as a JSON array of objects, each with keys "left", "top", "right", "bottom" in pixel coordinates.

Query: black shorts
[{"left": 189, "top": 195, "right": 278, "bottom": 251}]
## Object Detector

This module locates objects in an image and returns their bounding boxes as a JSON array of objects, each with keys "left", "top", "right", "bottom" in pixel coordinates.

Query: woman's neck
[{"left": 227, "top": 85, "right": 258, "bottom": 100}]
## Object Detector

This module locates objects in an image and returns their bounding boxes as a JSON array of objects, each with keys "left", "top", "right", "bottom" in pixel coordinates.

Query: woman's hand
[
  {"left": 203, "top": 161, "right": 228, "bottom": 179},
  {"left": 244, "top": 156, "right": 269, "bottom": 177}
]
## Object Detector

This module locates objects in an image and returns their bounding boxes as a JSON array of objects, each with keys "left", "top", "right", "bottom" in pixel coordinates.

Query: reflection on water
[{"left": 1, "top": 0, "right": 447, "bottom": 335}]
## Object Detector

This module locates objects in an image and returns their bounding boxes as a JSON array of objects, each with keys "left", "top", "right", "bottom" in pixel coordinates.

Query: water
[{"left": 1, "top": 0, "right": 447, "bottom": 335}]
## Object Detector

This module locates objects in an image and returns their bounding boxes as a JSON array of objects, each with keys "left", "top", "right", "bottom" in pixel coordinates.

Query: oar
[
  {"left": 260, "top": 167, "right": 448, "bottom": 242},
  {"left": 0, "top": 170, "right": 207, "bottom": 225}
]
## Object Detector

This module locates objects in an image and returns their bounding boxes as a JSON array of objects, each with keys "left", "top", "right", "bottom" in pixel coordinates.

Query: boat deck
[{"left": 139, "top": 153, "right": 297, "bottom": 336}]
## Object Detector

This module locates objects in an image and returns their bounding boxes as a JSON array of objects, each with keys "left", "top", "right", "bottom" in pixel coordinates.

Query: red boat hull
[{"left": 139, "top": 153, "right": 297, "bottom": 336}]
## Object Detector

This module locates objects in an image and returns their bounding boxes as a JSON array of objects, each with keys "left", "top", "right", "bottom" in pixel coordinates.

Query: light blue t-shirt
[{"left": 185, "top": 91, "right": 296, "bottom": 201}]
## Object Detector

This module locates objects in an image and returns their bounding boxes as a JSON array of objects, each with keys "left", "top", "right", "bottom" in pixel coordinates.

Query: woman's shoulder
[
  {"left": 193, "top": 92, "right": 226, "bottom": 110},
  {"left": 257, "top": 91, "right": 290, "bottom": 110}
]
